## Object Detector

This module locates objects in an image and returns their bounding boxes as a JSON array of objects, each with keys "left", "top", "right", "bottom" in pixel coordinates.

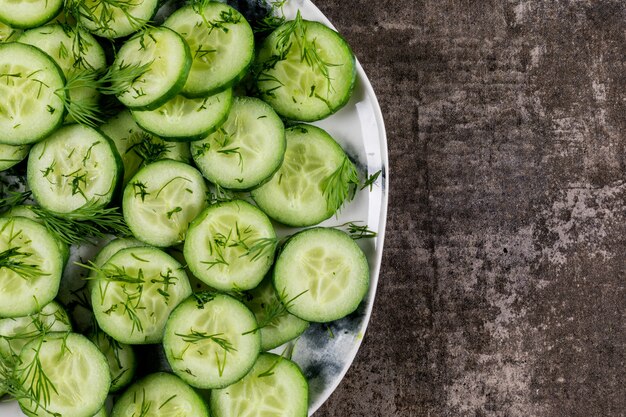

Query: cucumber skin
[{"left": 0, "top": 0, "right": 63, "bottom": 29}]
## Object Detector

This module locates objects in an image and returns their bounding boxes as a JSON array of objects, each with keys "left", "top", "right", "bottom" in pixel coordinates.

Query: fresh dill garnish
[
  {"left": 0, "top": 247, "right": 48, "bottom": 280},
  {"left": 175, "top": 329, "right": 236, "bottom": 352},
  {"left": 240, "top": 237, "right": 279, "bottom": 262},
  {"left": 361, "top": 169, "right": 381, "bottom": 191},
  {"left": 127, "top": 133, "right": 173, "bottom": 165},
  {"left": 243, "top": 289, "right": 307, "bottom": 335},
  {"left": 205, "top": 183, "right": 234, "bottom": 205},
  {"left": 340, "top": 222, "right": 377, "bottom": 240},
  {"left": 256, "top": 343, "right": 296, "bottom": 378},
  {"left": 321, "top": 156, "right": 359, "bottom": 212},
  {"left": 252, "top": 0, "right": 287, "bottom": 37},
  {"left": 65, "top": 0, "right": 151, "bottom": 38},
  {"left": 0, "top": 190, "right": 31, "bottom": 214}
]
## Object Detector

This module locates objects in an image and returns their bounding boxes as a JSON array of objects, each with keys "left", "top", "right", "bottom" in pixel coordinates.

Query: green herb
[
  {"left": 0, "top": 190, "right": 31, "bottom": 214},
  {"left": 243, "top": 289, "right": 307, "bottom": 335},
  {"left": 321, "top": 156, "right": 359, "bottom": 212},
  {"left": 341, "top": 222, "right": 377, "bottom": 240},
  {"left": 240, "top": 237, "right": 279, "bottom": 262},
  {"left": 361, "top": 169, "right": 381, "bottom": 191},
  {"left": 127, "top": 133, "right": 172, "bottom": 165}
]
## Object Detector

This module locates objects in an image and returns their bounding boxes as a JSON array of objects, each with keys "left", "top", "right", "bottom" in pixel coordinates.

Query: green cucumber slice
[
  {"left": 112, "top": 26, "right": 191, "bottom": 109},
  {"left": 210, "top": 353, "right": 308, "bottom": 417},
  {"left": 164, "top": 3, "right": 254, "bottom": 97},
  {"left": 0, "top": 0, "right": 63, "bottom": 29},
  {"left": 0, "top": 43, "right": 66, "bottom": 145},
  {"left": 0, "top": 217, "right": 64, "bottom": 318},
  {"left": 0, "top": 301, "right": 72, "bottom": 358},
  {"left": 163, "top": 292, "right": 261, "bottom": 389},
  {"left": 0, "top": 21, "right": 21, "bottom": 43},
  {"left": 256, "top": 16, "right": 356, "bottom": 121},
  {"left": 89, "top": 330, "right": 136, "bottom": 392},
  {"left": 75, "top": 0, "right": 159, "bottom": 39},
  {"left": 123, "top": 159, "right": 208, "bottom": 247},
  {"left": 100, "top": 110, "right": 191, "bottom": 185},
  {"left": 17, "top": 333, "right": 110, "bottom": 417},
  {"left": 251, "top": 124, "right": 358, "bottom": 226},
  {"left": 111, "top": 372, "right": 209, "bottom": 417},
  {"left": 191, "top": 96, "right": 286, "bottom": 190},
  {"left": 273, "top": 227, "right": 369, "bottom": 322},
  {"left": 93, "top": 408, "right": 108, "bottom": 417},
  {"left": 27, "top": 124, "right": 122, "bottom": 214},
  {"left": 90, "top": 246, "right": 192, "bottom": 344},
  {"left": 0, "top": 144, "right": 30, "bottom": 171},
  {"left": 184, "top": 200, "right": 276, "bottom": 292}
]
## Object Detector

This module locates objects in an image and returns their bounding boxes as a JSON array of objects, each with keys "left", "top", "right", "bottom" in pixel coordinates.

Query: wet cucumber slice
[
  {"left": 75, "top": 0, "right": 159, "bottom": 39},
  {"left": 17, "top": 333, "right": 110, "bottom": 417},
  {"left": 191, "top": 96, "right": 285, "bottom": 190},
  {"left": 111, "top": 372, "right": 209, "bottom": 417},
  {"left": 184, "top": 200, "right": 276, "bottom": 291},
  {"left": 89, "top": 330, "right": 136, "bottom": 392},
  {"left": 0, "top": 0, "right": 63, "bottom": 29},
  {"left": 90, "top": 246, "right": 192, "bottom": 344},
  {"left": 251, "top": 124, "right": 358, "bottom": 227},
  {"left": 0, "top": 144, "right": 30, "bottom": 171},
  {"left": 273, "top": 227, "right": 369, "bottom": 322},
  {"left": 163, "top": 292, "right": 261, "bottom": 389},
  {"left": 123, "top": 160, "right": 208, "bottom": 247},
  {"left": 112, "top": 26, "right": 191, "bottom": 110},
  {"left": 210, "top": 353, "right": 308, "bottom": 417},
  {"left": 0, "top": 217, "right": 64, "bottom": 318},
  {"left": 0, "top": 43, "right": 66, "bottom": 145},
  {"left": 164, "top": 3, "right": 253, "bottom": 97}
]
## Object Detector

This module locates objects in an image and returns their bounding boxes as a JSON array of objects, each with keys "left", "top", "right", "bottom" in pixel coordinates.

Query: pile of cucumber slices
[{"left": 0, "top": 1, "right": 379, "bottom": 416}]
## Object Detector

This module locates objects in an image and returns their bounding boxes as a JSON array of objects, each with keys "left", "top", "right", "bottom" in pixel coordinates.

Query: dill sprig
[
  {"left": 240, "top": 237, "right": 279, "bottom": 262},
  {"left": 0, "top": 190, "right": 31, "bottom": 214},
  {"left": 127, "top": 133, "right": 173, "bottom": 165},
  {"left": 252, "top": 0, "right": 287, "bottom": 37},
  {"left": 175, "top": 329, "right": 236, "bottom": 353},
  {"left": 322, "top": 156, "right": 359, "bottom": 213},
  {"left": 340, "top": 222, "right": 377, "bottom": 240},
  {"left": 0, "top": 247, "right": 48, "bottom": 280},
  {"left": 243, "top": 289, "right": 307, "bottom": 335},
  {"left": 361, "top": 169, "right": 381, "bottom": 191},
  {"left": 66, "top": 0, "right": 151, "bottom": 38},
  {"left": 30, "top": 202, "right": 131, "bottom": 245},
  {"left": 205, "top": 183, "right": 234, "bottom": 205}
]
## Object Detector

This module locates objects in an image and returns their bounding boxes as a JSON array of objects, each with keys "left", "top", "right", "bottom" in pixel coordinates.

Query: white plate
[{"left": 0, "top": 1, "right": 388, "bottom": 415}]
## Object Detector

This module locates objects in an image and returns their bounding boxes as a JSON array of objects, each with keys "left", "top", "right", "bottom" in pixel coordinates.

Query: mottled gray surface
[{"left": 313, "top": 1, "right": 626, "bottom": 416}]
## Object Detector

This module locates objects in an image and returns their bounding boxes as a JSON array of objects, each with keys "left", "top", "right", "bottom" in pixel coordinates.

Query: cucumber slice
[
  {"left": 256, "top": 16, "right": 356, "bottom": 121},
  {"left": 0, "top": 217, "right": 64, "bottom": 318},
  {"left": 0, "top": 43, "right": 66, "bottom": 146},
  {"left": 0, "top": 301, "right": 72, "bottom": 358},
  {"left": 75, "top": 0, "right": 159, "bottom": 39},
  {"left": 111, "top": 372, "right": 209, "bottom": 417},
  {"left": 131, "top": 89, "right": 233, "bottom": 142},
  {"left": 123, "top": 160, "right": 208, "bottom": 247},
  {"left": 17, "top": 333, "right": 110, "bottom": 417},
  {"left": 184, "top": 200, "right": 276, "bottom": 291},
  {"left": 164, "top": 3, "right": 254, "bottom": 97},
  {"left": 273, "top": 227, "right": 369, "bottom": 322},
  {"left": 210, "top": 353, "right": 308, "bottom": 417},
  {"left": 191, "top": 97, "right": 286, "bottom": 190},
  {"left": 100, "top": 110, "right": 191, "bottom": 185},
  {"left": 0, "top": 22, "right": 21, "bottom": 43},
  {"left": 163, "top": 292, "right": 261, "bottom": 389},
  {"left": 93, "top": 408, "right": 108, "bottom": 417},
  {"left": 0, "top": 0, "right": 63, "bottom": 29},
  {"left": 91, "top": 246, "right": 192, "bottom": 344},
  {"left": 242, "top": 275, "right": 309, "bottom": 351},
  {"left": 0, "top": 144, "right": 30, "bottom": 171},
  {"left": 251, "top": 124, "right": 357, "bottom": 226},
  {"left": 27, "top": 124, "right": 122, "bottom": 214},
  {"left": 112, "top": 27, "right": 191, "bottom": 110},
  {"left": 86, "top": 237, "right": 148, "bottom": 294},
  {"left": 89, "top": 330, "right": 136, "bottom": 392}
]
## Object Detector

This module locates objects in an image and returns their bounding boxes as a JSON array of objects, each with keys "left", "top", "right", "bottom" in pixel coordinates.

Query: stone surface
[{"left": 313, "top": 1, "right": 626, "bottom": 416}]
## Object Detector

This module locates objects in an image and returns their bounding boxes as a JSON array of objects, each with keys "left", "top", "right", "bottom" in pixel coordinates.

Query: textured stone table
[{"left": 313, "top": 1, "right": 625, "bottom": 416}]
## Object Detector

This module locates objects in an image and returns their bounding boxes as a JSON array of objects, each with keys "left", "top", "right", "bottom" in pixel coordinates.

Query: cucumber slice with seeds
[
  {"left": 123, "top": 159, "right": 208, "bottom": 247},
  {"left": 0, "top": 42, "right": 66, "bottom": 146},
  {"left": 191, "top": 96, "right": 286, "bottom": 190},
  {"left": 0, "top": 0, "right": 63, "bottom": 29},
  {"left": 164, "top": 3, "right": 254, "bottom": 97},
  {"left": 0, "top": 144, "right": 30, "bottom": 171},
  {"left": 91, "top": 246, "right": 192, "bottom": 344},
  {"left": 184, "top": 200, "right": 276, "bottom": 292},
  {"left": 273, "top": 227, "right": 369, "bottom": 323},
  {"left": 210, "top": 353, "right": 308, "bottom": 417},
  {"left": 27, "top": 124, "right": 122, "bottom": 214},
  {"left": 163, "top": 292, "right": 261, "bottom": 389},
  {"left": 76, "top": 0, "right": 159, "bottom": 39},
  {"left": 89, "top": 330, "right": 136, "bottom": 392},
  {"left": 0, "top": 217, "right": 64, "bottom": 318},
  {"left": 112, "top": 26, "right": 191, "bottom": 110},
  {"left": 131, "top": 89, "right": 233, "bottom": 142}
]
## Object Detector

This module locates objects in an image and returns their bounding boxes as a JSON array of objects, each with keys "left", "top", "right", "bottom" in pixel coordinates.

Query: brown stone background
[{"left": 312, "top": 1, "right": 625, "bottom": 416}]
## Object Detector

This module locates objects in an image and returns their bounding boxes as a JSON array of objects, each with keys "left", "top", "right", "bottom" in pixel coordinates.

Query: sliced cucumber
[
  {"left": 274, "top": 228, "right": 369, "bottom": 322},
  {"left": 0, "top": 22, "right": 21, "bottom": 43},
  {"left": 163, "top": 292, "right": 261, "bottom": 389},
  {"left": 191, "top": 96, "right": 285, "bottom": 190},
  {"left": 0, "top": 0, "right": 63, "bottom": 29},
  {"left": 131, "top": 88, "right": 233, "bottom": 141},
  {"left": 89, "top": 330, "right": 136, "bottom": 392},
  {"left": 111, "top": 372, "right": 209, "bottom": 417},
  {"left": 184, "top": 200, "right": 276, "bottom": 291},
  {"left": 0, "top": 144, "right": 30, "bottom": 171},
  {"left": 17, "top": 333, "right": 110, "bottom": 417},
  {"left": 123, "top": 160, "right": 208, "bottom": 247},
  {"left": 27, "top": 124, "right": 122, "bottom": 214},
  {"left": 0, "top": 43, "right": 66, "bottom": 146},
  {"left": 91, "top": 246, "right": 192, "bottom": 344},
  {"left": 251, "top": 124, "right": 358, "bottom": 226},
  {"left": 256, "top": 16, "right": 356, "bottom": 121},
  {"left": 0, "top": 301, "right": 72, "bottom": 358},
  {"left": 100, "top": 110, "right": 191, "bottom": 185},
  {"left": 112, "top": 26, "right": 191, "bottom": 110},
  {"left": 75, "top": 0, "right": 159, "bottom": 39},
  {"left": 93, "top": 408, "right": 108, "bottom": 417},
  {"left": 0, "top": 217, "right": 64, "bottom": 318},
  {"left": 210, "top": 353, "right": 308, "bottom": 417},
  {"left": 242, "top": 275, "right": 309, "bottom": 351},
  {"left": 164, "top": 3, "right": 254, "bottom": 97}
]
